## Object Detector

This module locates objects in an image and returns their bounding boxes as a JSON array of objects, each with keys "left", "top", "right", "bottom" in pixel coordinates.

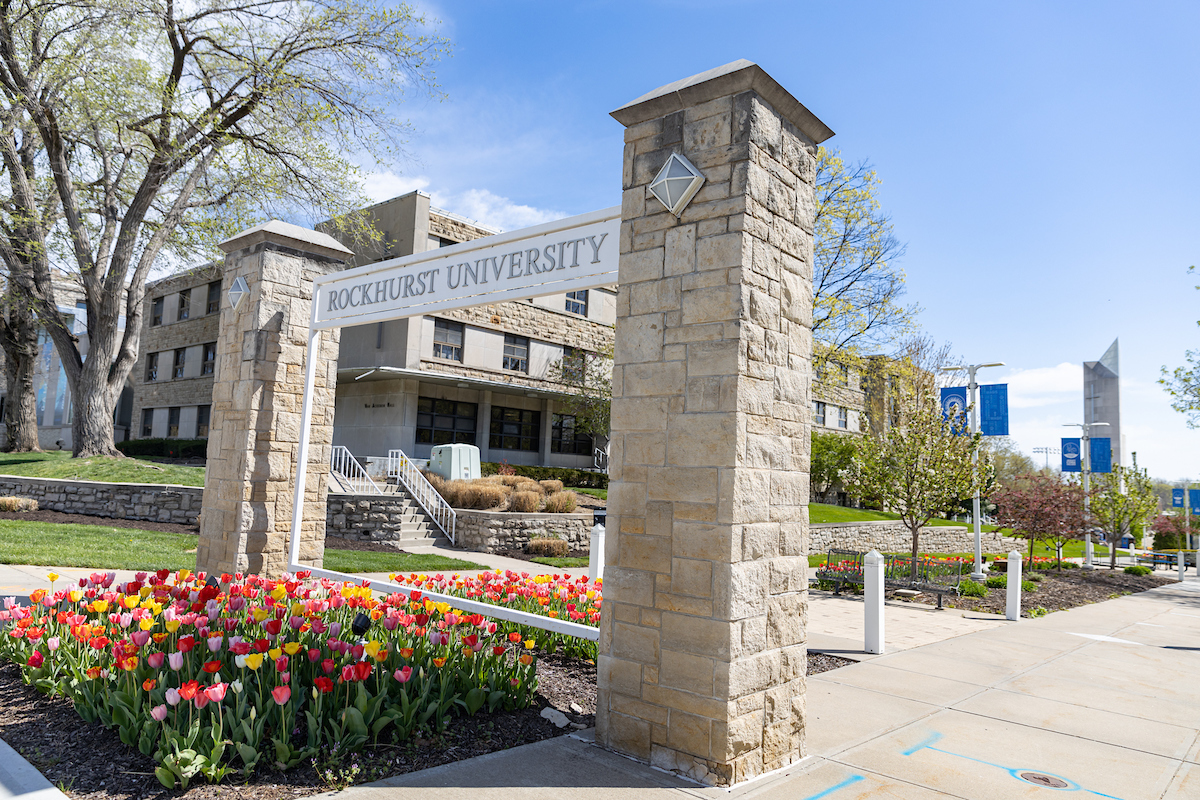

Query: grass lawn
[
  {"left": 530, "top": 556, "right": 590, "bottom": 569},
  {"left": 0, "top": 451, "right": 205, "bottom": 487},
  {"left": 0, "top": 519, "right": 483, "bottom": 574},
  {"left": 569, "top": 487, "right": 607, "bottom": 501},
  {"left": 808, "top": 502, "right": 995, "bottom": 529}
]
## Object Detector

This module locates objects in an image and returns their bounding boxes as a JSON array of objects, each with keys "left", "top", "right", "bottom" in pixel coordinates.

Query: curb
[{"left": 0, "top": 737, "right": 69, "bottom": 800}]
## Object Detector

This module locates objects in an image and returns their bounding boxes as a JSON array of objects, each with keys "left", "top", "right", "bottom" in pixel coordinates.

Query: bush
[
  {"left": 0, "top": 496, "right": 37, "bottom": 512},
  {"left": 539, "top": 479, "right": 564, "bottom": 493},
  {"left": 543, "top": 491, "right": 578, "bottom": 514},
  {"left": 513, "top": 479, "right": 544, "bottom": 495},
  {"left": 508, "top": 491, "right": 541, "bottom": 513},
  {"left": 959, "top": 579, "right": 987, "bottom": 598},
  {"left": 467, "top": 484, "right": 507, "bottom": 510},
  {"left": 1152, "top": 531, "right": 1183, "bottom": 550},
  {"left": 527, "top": 537, "right": 568, "bottom": 557},
  {"left": 481, "top": 462, "right": 608, "bottom": 489},
  {"left": 1124, "top": 564, "right": 1152, "bottom": 576},
  {"left": 1027, "top": 572, "right": 1044, "bottom": 582},
  {"left": 1021, "top": 580, "right": 1038, "bottom": 593},
  {"left": 116, "top": 437, "right": 208, "bottom": 459},
  {"left": 985, "top": 575, "right": 1006, "bottom": 589}
]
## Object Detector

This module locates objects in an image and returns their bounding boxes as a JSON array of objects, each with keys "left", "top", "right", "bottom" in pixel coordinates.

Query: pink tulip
[
  {"left": 194, "top": 692, "right": 209, "bottom": 710},
  {"left": 206, "top": 635, "right": 223, "bottom": 653},
  {"left": 165, "top": 687, "right": 181, "bottom": 706},
  {"left": 130, "top": 630, "right": 151, "bottom": 648},
  {"left": 147, "top": 652, "right": 165, "bottom": 669},
  {"left": 382, "top": 615, "right": 399, "bottom": 631},
  {"left": 206, "top": 682, "right": 227, "bottom": 702},
  {"left": 168, "top": 652, "right": 184, "bottom": 671},
  {"left": 309, "top": 618, "right": 327, "bottom": 634},
  {"left": 289, "top": 615, "right": 304, "bottom": 631},
  {"left": 150, "top": 704, "right": 169, "bottom": 721},
  {"left": 271, "top": 685, "right": 291, "bottom": 705},
  {"left": 46, "top": 636, "right": 60, "bottom": 652},
  {"left": 279, "top": 671, "right": 291, "bottom": 684},
  {"left": 393, "top": 666, "right": 413, "bottom": 683}
]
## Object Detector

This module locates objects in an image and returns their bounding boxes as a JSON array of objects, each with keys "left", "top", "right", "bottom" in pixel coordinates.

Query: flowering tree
[
  {"left": 1092, "top": 458, "right": 1158, "bottom": 569},
  {"left": 1149, "top": 512, "right": 1197, "bottom": 550},
  {"left": 843, "top": 387, "right": 984, "bottom": 562},
  {"left": 992, "top": 474, "right": 1092, "bottom": 569}
]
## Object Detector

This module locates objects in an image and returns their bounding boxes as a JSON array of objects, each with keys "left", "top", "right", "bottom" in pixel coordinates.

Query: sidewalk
[{"left": 318, "top": 577, "right": 1200, "bottom": 800}]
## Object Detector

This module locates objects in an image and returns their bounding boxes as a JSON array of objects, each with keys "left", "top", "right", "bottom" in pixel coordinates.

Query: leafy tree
[
  {"left": 0, "top": 0, "right": 445, "bottom": 457},
  {"left": 547, "top": 346, "right": 612, "bottom": 443},
  {"left": 1160, "top": 266, "right": 1200, "bottom": 425},
  {"left": 1149, "top": 512, "right": 1197, "bottom": 550},
  {"left": 810, "top": 430, "right": 856, "bottom": 500},
  {"left": 812, "top": 148, "right": 917, "bottom": 368},
  {"left": 1091, "top": 458, "right": 1158, "bottom": 569},
  {"left": 843, "top": 386, "right": 984, "bottom": 562},
  {"left": 984, "top": 437, "right": 1037, "bottom": 488},
  {"left": 992, "top": 474, "right": 1091, "bottom": 570}
]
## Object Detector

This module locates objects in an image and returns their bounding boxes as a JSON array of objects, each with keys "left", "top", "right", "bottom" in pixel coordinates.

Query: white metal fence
[
  {"left": 330, "top": 446, "right": 383, "bottom": 495},
  {"left": 388, "top": 449, "right": 456, "bottom": 544}
]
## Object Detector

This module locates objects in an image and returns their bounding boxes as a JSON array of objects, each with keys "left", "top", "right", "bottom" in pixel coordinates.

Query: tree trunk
[
  {"left": 0, "top": 298, "right": 41, "bottom": 452},
  {"left": 910, "top": 524, "right": 920, "bottom": 564},
  {"left": 71, "top": 364, "right": 123, "bottom": 457}
]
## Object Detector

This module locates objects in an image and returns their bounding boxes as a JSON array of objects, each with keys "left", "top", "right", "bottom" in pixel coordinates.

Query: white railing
[
  {"left": 330, "top": 446, "right": 383, "bottom": 495},
  {"left": 388, "top": 449, "right": 456, "bottom": 544}
]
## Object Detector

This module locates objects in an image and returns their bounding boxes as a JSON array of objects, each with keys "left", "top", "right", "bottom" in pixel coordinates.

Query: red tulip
[
  {"left": 202, "top": 660, "right": 222, "bottom": 674},
  {"left": 492, "top": 646, "right": 506, "bottom": 656},
  {"left": 147, "top": 651, "right": 165, "bottom": 669},
  {"left": 193, "top": 692, "right": 209, "bottom": 710},
  {"left": 26, "top": 651, "right": 44, "bottom": 668},
  {"left": 230, "top": 642, "right": 252, "bottom": 656},
  {"left": 275, "top": 656, "right": 288, "bottom": 672},
  {"left": 314, "top": 677, "right": 334, "bottom": 693},
  {"left": 264, "top": 619, "right": 282, "bottom": 636},
  {"left": 177, "top": 635, "right": 195, "bottom": 653},
  {"left": 340, "top": 664, "right": 356, "bottom": 682},
  {"left": 271, "top": 685, "right": 291, "bottom": 705},
  {"left": 178, "top": 680, "right": 200, "bottom": 701},
  {"left": 353, "top": 661, "right": 371, "bottom": 682},
  {"left": 321, "top": 658, "right": 336, "bottom": 674},
  {"left": 307, "top": 648, "right": 321, "bottom": 662},
  {"left": 253, "top": 638, "right": 270, "bottom": 653}
]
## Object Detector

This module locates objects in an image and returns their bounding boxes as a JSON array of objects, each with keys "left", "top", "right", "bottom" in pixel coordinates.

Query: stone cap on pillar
[
  {"left": 218, "top": 220, "right": 354, "bottom": 262},
  {"left": 610, "top": 58, "right": 835, "bottom": 144}
]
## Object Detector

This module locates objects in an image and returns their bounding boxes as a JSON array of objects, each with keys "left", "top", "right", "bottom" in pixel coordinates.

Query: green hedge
[
  {"left": 116, "top": 438, "right": 209, "bottom": 459},
  {"left": 480, "top": 462, "right": 608, "bottom": 489}
]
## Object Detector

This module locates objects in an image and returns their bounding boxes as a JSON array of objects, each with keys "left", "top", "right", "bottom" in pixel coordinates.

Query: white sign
[{"left": 312, "top": 206, "right": 620, "bottom": 330}]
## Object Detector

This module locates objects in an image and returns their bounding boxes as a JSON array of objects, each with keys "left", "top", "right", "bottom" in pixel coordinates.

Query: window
[
  {"left": 503, "top": 335, "right": 529, "bottom": 372},
  {"left": 490, "top": 406, "right": 540, "bottom": 452},
  {"left": 551, "top": 413, "right": 592, "bottom": 455},
  {"left": 814, "top": 401, "right": 826, "bottom": 426},
  {"left": 145, "top": 352, "right": 159, "bottom": 382},
  {"left": 177, "top": 289, "right": 190, "bottom": 321},
  {"left": 167, "top": 407, "right": 180, "bottom": 438},
  {"left": 839, "top": 364, "right": 850, "bottom": 388},
  {"left": 202, "top": 343, "right": 217, "bottom": 375},
  {"left": 196, "top": 405, "right": 211, "bottom": 438},
  {"left": 561, "top": 347, "right": 586, "bottom": 382},
  {"left": 565, "top": 289, "right": 588, "bottom": 316},
  {"left": 432, "top": 319, "right": 463, "bottom": 361},
  {"left": 206, "top": 281, "right": 221, "bottom": 314},
  {"left": 416, "top": 398, "right": 477, "bottom": 445},
  {"left": 151, "top": 297, "right": 163, "bottom": 326},
  {"left": 172, "top": 348, "right": 186, "bottom": 379},
  {"left": 141, "top": 409, "right": 154, "bottom": 438},
  {"left": 838, "top": 406, "right": 848, "bottom": 429}
]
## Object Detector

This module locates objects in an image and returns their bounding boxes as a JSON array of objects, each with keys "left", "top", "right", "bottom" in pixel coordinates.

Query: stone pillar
[
  {"left": 196, "top": 221, "right": 352, "bottom": 578},
  {"left": 596, "top": 60, "right": 833, "bottom": 786}
]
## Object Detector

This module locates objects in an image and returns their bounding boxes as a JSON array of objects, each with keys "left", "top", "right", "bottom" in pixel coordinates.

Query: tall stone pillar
[
  {"left": 196, "top": 221, "right": 351, "bottom": 578},
  {"left": 596, "top": 61, "right": 833, "bottom": 785}
]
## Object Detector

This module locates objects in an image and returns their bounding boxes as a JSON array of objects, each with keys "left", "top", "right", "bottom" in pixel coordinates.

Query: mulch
[{"left": 908, "top": 568, "right": 1176, "bottom": 616}]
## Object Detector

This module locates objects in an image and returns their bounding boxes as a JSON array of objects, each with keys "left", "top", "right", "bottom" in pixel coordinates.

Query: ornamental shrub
[
  {"left": 508, "top": 491, "right": 541, "bottom": 513},
  {"left": 959, "top": 579, "right": 987, "bottom": 598},
  {"left": 1021, "top": 579, "right": 1038, "bottom": 593},
  {"left": 1124, "top": 565, "right": 1152, "bottom": 576},
  {"left": 543, "top": 491, "right": 578, "bottom": 514},
  {"left": 985, "top": 575, "right": 1006, "bottom": 589},
  {"left": 527, "top": 537, "right": 568, "bottom": 557},
  {"left": 539, "top": 479, "right": 564, "bottom": 493}
]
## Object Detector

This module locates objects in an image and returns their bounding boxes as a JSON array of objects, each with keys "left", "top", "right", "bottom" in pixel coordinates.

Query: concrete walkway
[{"left": 318, "top": 577, "right": 1200, "bottom": 800}]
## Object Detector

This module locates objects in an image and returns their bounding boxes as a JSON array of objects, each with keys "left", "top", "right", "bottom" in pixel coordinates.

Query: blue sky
[{"left": 361, "top": 0, "right": 1200, "bottom": 480}]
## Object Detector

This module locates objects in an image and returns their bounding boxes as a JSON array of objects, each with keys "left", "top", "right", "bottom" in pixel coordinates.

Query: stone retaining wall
[
  {"left": 0, "top": 474, "right": 203, "bottom": 525},
  {"left": 325, "top": 494, "right": 413, "bottom": 542},
  {"left": 454, "top": 509, "right": 593, "bottom": 553},
  {"left": 812, "top": 520, "right": 1019, "bottom": 554}
]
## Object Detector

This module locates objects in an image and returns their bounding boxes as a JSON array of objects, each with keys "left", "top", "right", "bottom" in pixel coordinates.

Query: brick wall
[{"left": 0, "top": 475, "right": 202, "bottom": 525}]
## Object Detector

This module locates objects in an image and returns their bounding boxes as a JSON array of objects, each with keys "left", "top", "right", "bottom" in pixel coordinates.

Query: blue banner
[
  {"left": 1061, "top": 438, "right": 1081, "bottom": 472},
  {"left": 1090, "top": 438, "right": 1112, "bottom": 474},
  {"left": 1173, "top": 489, "right": 1185, "bottom": 508},
  {"left": 1191, "top": 489, "right": 1200, "bottom": 515},
  {"left": 979, "top": 384, "right": 1008, "bottom": 436},
  {"left": 940, "top": 387, "right": 968, "bottom": 433}
]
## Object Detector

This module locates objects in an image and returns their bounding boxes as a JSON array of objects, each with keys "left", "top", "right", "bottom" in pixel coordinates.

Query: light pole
[
  {"left": 941, "top": 361, "right": 1005, "bottom": 581},
  {"left": 1033, "top": 446, "right": 1059, "bottom": 471},
  {"left": 1064, "top": 421, "right": 1109, "bottom": 569}
]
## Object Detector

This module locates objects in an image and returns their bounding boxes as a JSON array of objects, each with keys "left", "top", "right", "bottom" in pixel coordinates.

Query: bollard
[
  {"left": 1084, "top": 538, "right": 1094, "bottom": 570},
  {"left": 864, "top": 549, "right": 885, "bottom": 654},
  {"left": 1006, "top": 551, "right": 1022, "bottom": 621},
  {"left": 588, "top": 523, "right": 605, "bottom": 582},
  {"left": 1178, "top": 549, "right": 1185, "bottom": 582}
]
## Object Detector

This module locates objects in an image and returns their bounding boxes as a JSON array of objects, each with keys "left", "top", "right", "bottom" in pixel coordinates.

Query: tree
[
  {"left": 547, "top": 345, "right": 612, "bottom": 443},
  {"left": 984, "top": 437, "right": 1037, "bottom": 488},
  {"left": 0, "top": 0, "right": 445, "bottom": 457},
  {"left": 992, "top": 474, "right": 1091, "bottom": 570},
  {"left": 1091, "top": 458, "right": 1158, "bottom": 569},
  {"left": 810, "top": 430, "right": 856, "bottom": 501},
  {"left": 842, "top": 386, "right": 984, "bottom": 562},
  {"left": 0, "top": 279, "right": 40, "bottom": 451},
  {"left": 812, "top": 148, "right": 917, "bottom": 369},
  {"left": 1160, "top": 266, "right": 1200, "bottom": 425},
  {"left": 1149, "top": 512, "right": 1196, "bottom": 550}
]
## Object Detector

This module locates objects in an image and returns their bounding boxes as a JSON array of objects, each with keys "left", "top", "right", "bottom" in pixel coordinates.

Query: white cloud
[
  {"left": 1001, "top": 362, "right": 1082, "bottom": 409},
  {"left": 360, "top": 171, "right": 566, "bottom": 233}
]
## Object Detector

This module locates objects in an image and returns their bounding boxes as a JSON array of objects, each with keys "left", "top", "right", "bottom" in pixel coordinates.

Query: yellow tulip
[
  {"left": 251, "top": 607, "right": 269, "bottom": 623},
  {"left": 283, "top": 642, "right": 302, "bottom": 656},
  {"left": 92, "top": 600, "right": 109, "bottom": 613},
  {"left": 244, "top": 653, "right": 264, "bottom": 670},
  {"left": 139, "top": 586, "right": 152, "bottom": 599},
  {"left": 123, "top": 595, "right": 140, "bottom": 609},
  {"left": 46, "top": 572, "right": 60, "bottom": 583},
  {"left": 139, "top": 618, "right": 154, "bottom": 631},
  {"left": 178, "top": 569, "right": 192, "bottom": 583},
  {"left": 364, "top": 640, "right": 381, "bottom": 658},
  {"left": 69, "top": 590, "right": 82, "bottom": 603},
  {"left": 290, "top": 602, "right": 305, "bottom": 617},
  {"left": 165, "top": 619, "right": 181, "bottom": 633},
  {"left": 268, "top": 647, "right": 282, "bottom": 661},
  {"left": 270, "top": 585, "right": 287, "bottom": 602},
  {"left": 524, "top": 640, "right": 535, "bottom": 650}
]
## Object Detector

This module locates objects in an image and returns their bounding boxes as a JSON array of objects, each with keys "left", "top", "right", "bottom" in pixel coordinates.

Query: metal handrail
[
  {"left": 388, "top": 449, "right": 456, "bottom": 544},
  {"left": 330, "top": 446, "right": 383, "bottom": 495}
]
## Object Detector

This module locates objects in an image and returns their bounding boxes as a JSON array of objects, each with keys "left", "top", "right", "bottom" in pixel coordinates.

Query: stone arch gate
[{"left": 197, "top": 59, "right": 832, "bottom": 787}]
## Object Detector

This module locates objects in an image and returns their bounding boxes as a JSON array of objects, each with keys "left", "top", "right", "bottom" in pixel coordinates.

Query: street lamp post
[
  {"left": 1033, "top": 446, "right": 1059, "bottom": 471},
  {"left": 1064, "top": 421, "right": 1109, "bottom": 569},
  {"left": 941, "top": 361, "right": 1005, "bottom": 581}
]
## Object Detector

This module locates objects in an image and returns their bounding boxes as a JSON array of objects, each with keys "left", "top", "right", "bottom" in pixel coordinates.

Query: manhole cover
[{"left": 1018, "top": 772, "right": 1069, "bottom": 788}]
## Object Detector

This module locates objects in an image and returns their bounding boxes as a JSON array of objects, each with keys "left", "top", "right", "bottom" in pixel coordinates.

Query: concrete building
[{"left": 1084, "top": 338, "right": 1124, "bottom": 467}]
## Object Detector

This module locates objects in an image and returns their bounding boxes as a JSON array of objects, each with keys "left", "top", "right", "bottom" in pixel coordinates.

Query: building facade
[{"left": 1084, "top": 338, "right": 1124, "bottom": 467}]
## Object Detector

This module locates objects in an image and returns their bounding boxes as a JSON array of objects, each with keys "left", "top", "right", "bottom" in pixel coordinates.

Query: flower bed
[{"left": 0, "top": 569, "right": 562, "bottom": 789}]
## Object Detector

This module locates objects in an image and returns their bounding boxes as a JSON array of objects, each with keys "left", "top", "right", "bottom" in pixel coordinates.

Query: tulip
[
  {"left": 206, "top": 682, "right": 227, "bottom": 702},
  {"left": 150, "top": 704, "right": 169, "bottom": 721},
  {"left": 279, "top": 671, "right": 290, "bottom": 683},
  {"left": 231, "top": 679, "right": 244, "bottom": 694},
  {"left": 314, "top": 677, "right": 334, "bottom": 693},
  {"left": 307, "top": 648, "right": 321, "bottom": 663},
  {"left": 178, "top": 680, "right": 200, "bottom": 701},
  {"left": 206, "top": 635, "right": 223, "bottom": 653},
  {"left": 143, "top": 678, "right": 157, "bottom": 691},
  {"left": 194, "top": 692, "right": 209, "bottom": 710},
  {"left": 328, "top": 622, "right": 342, "bottom": 638},
  {"left": 202, "top": 660, "right": 222, "bottom": 674},
  {"left": 130, "top": 630, "right": 151, "bottom": 648},
  {"left": 341, "top": 664, "right": 356, "bottom": 682},
  {"left": 26, "top": 651, "right": 44, "bottom": 668},
  {"left": 46, "top": 636, "right": 60, "bottom": 652},
  {"left": 354, "top": 661, "right": 371, "bottom": 681},
  {"left": 166, "top": 687, "right": 181, "bottom": 706},
  {"left": 275, "top": 656, "right": 289, "bottom": 672},
  {"left": 168, "top": 652, "right": 184, "bottom": 671},
  {"left": 244, "top": 653, "right": 264, "bottom": 670},
  {"left": 393, "top": 666, "right": 413, "bottom": 683},
  {"left": 271, "top": 685, "right": 291, "bottom": 705},
  {"left": 321, "top": 658, "right": 336, "bottom": 674}
]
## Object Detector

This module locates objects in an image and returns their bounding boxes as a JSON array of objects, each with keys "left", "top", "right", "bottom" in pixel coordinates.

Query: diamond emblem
[
  {"left": 648, "top": 153, "right": 705, "bottom": 217},
  {"left": 228, "top": 276, "right": 249, "bottom": 310}
]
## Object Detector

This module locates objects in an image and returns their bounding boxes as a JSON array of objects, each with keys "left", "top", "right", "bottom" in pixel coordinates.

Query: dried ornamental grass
[
  {"left": 508, "top": 491, "right": 542, "bottom": 513},
  {"left": 527, "top": 537, "right": 569, "bottom": 557},
  {"left": 538, "top": 480, "right": 564, "bottom": 493},
  {"left": 513, "top": 479, "right": 544, "bottom": 495},
  {"left": 495, "top": 475, "right": 526, "bottom": 488},
  {"left": 0, "top": 496, "right": 37, "bottom": 512},
  {"left": 466, "top": 484, "right": 508, "bottom": 510},
  {"left": 542, "top": 491, "right": 577, "bottom": 514}
]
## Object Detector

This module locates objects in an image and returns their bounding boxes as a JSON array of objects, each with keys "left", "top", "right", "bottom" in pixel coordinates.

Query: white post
[
  {"left": 967, "top": 366, "right": 985, "bottom": 581},
  {"left": 588, "top": 523, "right": 605, "bottom": 582},
  {"left": 1082, "top": 429, "right": 1094, "bottom": 570},
  {"left": 1006, "top": 551, "right": 1022, "bottom": 621},
  {"left": 864, "top": 549, "right": 885, "bottom": 654},
  {"left": 1178, "top": 549, "right": 1185, "bottom": 582}
]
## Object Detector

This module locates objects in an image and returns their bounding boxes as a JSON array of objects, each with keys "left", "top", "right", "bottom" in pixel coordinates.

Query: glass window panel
[{"left": 415, "top": 396, "right": 477, "bottom": 447}]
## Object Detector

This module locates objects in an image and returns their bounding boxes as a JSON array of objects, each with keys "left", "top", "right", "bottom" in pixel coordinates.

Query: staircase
[{"left": 328, "top": 446, "right": 452, "bottom": 547}]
